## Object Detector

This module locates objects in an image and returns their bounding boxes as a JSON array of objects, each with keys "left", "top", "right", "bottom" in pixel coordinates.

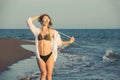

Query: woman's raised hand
[{"left": 69, "top": 36, "right": 75, "bottom": 44}]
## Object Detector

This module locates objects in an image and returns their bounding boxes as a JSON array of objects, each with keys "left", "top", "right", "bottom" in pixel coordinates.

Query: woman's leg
[
  {"left": 37, "top": 58, "right": 47, "bottom": 80},
  {"left": 46, "top": 54, "right": 54, "bottom": 80}
]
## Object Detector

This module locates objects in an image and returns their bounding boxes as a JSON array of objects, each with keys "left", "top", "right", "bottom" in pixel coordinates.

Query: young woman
[{"left": 27, "top": 14, "right": 75, "bottom": 80}]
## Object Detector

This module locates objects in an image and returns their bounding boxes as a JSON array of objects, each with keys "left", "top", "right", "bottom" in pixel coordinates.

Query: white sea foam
[
  {"left": 103, "top": 49, "right": 113, "bottom": 60},
  {"left": 62, "top": 53, "right": 90, "bottom": 62},
  {"left": 103, "top": 49, "right": 120, "bottom": 61}
]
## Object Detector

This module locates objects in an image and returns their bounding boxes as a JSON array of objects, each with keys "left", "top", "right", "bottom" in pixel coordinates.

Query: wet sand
[{"left": 0, "top": 38, "right": 35, "bottom": 72}]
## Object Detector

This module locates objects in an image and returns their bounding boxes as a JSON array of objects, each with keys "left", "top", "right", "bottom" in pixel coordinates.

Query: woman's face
[{"left": 42, "top": 16, "right": 50, "bottom": 26}]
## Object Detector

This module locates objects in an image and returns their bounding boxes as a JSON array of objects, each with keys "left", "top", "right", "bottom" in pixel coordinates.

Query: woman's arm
[
  {"left": 53, "top": 30, "right": 75, "bottom": 46},
  {"left": 31, "top": 16, "right": 40, "bottom": 22},
  {"left": 26, "top": 16, "right": 40, "bottom": 36},
  {"left": 62, "top": 36, "right": 75, "bottom": 45}
]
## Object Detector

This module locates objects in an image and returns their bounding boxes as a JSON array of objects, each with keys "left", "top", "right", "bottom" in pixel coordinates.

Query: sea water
[{"left": 0, "top": 29, "right": 120, "bottom": 80}]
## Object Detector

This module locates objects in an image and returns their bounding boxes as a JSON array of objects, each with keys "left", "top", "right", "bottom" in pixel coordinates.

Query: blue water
[{"left": 0, "top": 29, "right": 120, "bottom": 80}]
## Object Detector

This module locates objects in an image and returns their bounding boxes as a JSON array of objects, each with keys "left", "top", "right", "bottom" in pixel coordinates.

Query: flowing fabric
[{"left": 27, "top": 17, "right": 62, "bottom": 62}]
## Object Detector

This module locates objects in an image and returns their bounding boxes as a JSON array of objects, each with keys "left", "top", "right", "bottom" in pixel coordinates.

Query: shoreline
[{"left": 0, "top": 38, "right": 35, "bottom": 72}]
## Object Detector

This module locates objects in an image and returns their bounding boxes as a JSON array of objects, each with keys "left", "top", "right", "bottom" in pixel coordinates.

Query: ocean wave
[{"left": 103, "top": 49, "right": 120, "bottom": 61}]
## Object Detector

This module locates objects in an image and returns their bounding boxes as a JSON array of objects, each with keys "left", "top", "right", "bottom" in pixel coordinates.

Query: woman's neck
[{"left": 41, "top": 26, "right": 49, "bottom": 31}]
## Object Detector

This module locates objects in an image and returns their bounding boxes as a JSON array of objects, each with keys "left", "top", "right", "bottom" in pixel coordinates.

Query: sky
[{"left": 0, "top": 0, "right": 120, "bottom": 29}]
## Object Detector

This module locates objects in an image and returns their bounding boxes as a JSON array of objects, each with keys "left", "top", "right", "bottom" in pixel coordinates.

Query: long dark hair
[{"left": 38, "top": 14, "right": 53, "bottom": 28}]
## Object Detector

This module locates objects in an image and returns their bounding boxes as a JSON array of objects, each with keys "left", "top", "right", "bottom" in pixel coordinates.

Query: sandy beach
[{"left": 0, "top": 38, "right": 35, "bottom": 72}]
